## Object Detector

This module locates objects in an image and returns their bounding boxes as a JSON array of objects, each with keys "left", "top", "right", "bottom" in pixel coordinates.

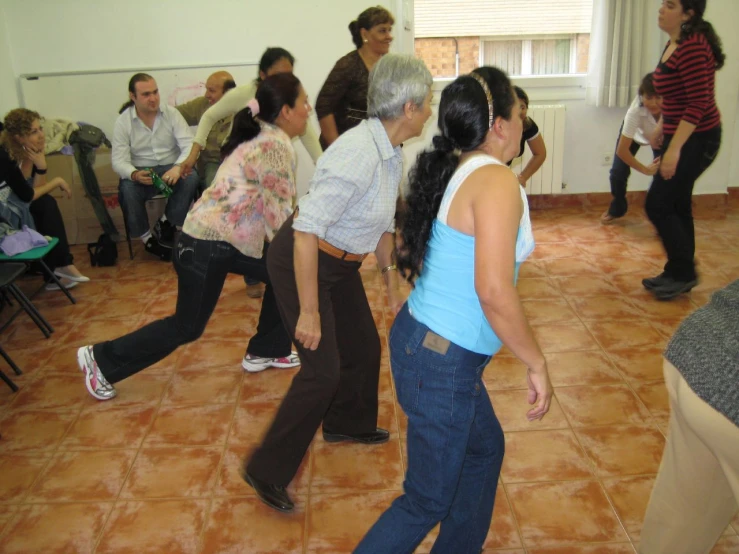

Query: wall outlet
[{"left": 602, "top": 152, "right": 613, "bottom": 166}]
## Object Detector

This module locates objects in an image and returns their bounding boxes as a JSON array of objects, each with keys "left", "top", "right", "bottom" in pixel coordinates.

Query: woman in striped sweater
[{"left": 643, "top": 0, "right": 724, "bottom": 301}]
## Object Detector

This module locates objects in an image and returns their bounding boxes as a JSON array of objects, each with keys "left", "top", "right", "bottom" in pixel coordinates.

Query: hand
[
  {"left": 295, "top": 311, "right": 321, "bottom": 351},
  {"left": 525, "top": 366, "right": 553, "bottom": 421},
  {"left": 162, "top": 166, "right": 182, "bottom": 186},
  {"left": 133, "top": 170, "right": 153, "bottom": 185},
  {"left": 24, "top": 145, "right": 47, "bottom": 170},
  {"left": 387, "top": 287, "right": 406, "bottom": 316},
  {"left": 57, "top": 178, "right": 72, "bottom": 199},
  {"left": 517, "top": 173, "right": 527, "bottom": 187},
  {"left": 649, "top": 132, "right": 664, "bottom": 151},
  {"left": 643, "top": 157, "right": 661, "bottom": 176},
  {"left": 180, "top": 155, "right": 196, "bottom": 178},
  {"left": 659, "top": 148, "right": 680, "bottom": 180}
]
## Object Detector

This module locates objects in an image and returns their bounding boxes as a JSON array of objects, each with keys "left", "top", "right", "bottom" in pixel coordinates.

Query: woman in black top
[
  {"left": 507, "top": 86, "right": 547, "bottom": 187},
  {"left": 0, "top": 108, "right": 88, "bottom": 288},
  {"left": 315, "top": 6, "right": 394, "bottom": 149}
]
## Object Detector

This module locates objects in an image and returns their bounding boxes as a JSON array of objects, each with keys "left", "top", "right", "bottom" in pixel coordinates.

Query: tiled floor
[{"left": 1, "top": 198, "right": 738, "bottom": 553}]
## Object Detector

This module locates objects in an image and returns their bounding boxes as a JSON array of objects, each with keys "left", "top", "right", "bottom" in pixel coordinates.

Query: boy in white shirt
[{"left": 601, "top": 73, "right": 662, "bottom": 224}]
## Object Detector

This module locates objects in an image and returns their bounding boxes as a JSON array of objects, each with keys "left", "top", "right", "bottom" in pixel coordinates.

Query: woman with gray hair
[{"left": 242, "top": 53, "right": 433, "bottom": 513}]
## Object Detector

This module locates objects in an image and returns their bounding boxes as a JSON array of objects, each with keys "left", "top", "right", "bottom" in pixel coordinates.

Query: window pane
[
  {"left": 482, "top": 40, "right": 522, "bottom": 76},
  {"left": 531, "top": 39, "right": 571, "bottom": 75}
]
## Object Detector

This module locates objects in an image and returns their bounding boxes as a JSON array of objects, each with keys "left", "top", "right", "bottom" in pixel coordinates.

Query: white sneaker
[
  {"left": 77, "top": 346, "right": 117, "bottom": 401},
  {"left": 45, "top": 278, "right": 79, "bottom": 291},
  {"left": 53, "top": 269, "right": 90, "bottom": 283},
  {"left": 241, "top": 352, "right": 301, "bottom": 373}
]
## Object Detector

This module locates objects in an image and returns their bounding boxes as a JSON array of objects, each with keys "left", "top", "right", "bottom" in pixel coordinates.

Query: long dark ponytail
[
  {"left": 221, "top": 73, "right": 301, "bottom": 158},
  {"left": 398, "top": 66, "right": 515, "bottom": 283},
  {"left": 119, "top": 73, "right": 154, "bottom": 114},
  {"left": 679, "top": 0, "right": 725, "bottom": 69}
]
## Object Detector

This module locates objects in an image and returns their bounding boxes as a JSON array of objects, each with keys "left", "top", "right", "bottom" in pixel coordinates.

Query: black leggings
[{"left": 29, "top": 195, "right": 73, "bottom": 271}]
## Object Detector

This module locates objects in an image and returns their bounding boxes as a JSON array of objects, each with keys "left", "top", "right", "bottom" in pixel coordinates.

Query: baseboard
[{"left": 528, "top": 190, "right": 730, "bottom": 210}]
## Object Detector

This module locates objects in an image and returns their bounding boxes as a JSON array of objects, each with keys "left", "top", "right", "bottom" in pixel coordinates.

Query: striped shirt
[
  {"left": 653, "top": 34, "right": 721, "bottom": 135},
  {"left": 293, "top": 118, "right": 402, "bottom": 254}
]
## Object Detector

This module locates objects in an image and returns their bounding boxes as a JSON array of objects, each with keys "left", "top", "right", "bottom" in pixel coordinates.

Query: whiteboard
[{"left": 18, "top": 63, "right": 320, "bottom": 195}]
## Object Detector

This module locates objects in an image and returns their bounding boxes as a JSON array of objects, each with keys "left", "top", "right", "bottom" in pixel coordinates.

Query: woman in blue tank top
[{"left": 356, "top": 67, "right": 553, "bottom": 553}]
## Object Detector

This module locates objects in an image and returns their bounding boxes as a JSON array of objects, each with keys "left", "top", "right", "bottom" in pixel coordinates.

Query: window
[{"left": 414, "top": 0, "right": 593, "bottom": 80}]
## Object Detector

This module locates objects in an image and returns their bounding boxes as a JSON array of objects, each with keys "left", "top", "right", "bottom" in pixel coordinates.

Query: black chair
[
  {"left": 0, "top": 263, "right": 54, "bottom": 338},
  {"left": 0, "top": 344, "right": 20, "bottom": 392}
]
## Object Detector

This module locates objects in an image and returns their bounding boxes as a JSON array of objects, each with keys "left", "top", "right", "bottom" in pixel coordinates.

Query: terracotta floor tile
[
  {"left": 555, "top": 385, "right": 651, "bottom": 427},
  {"left": 710, "top": 536, "right": 739, "bottom": 553},
  {"left": 575, "top": 425, "right": 665, "bottom": 477},
  {"left": 201, "top": 312, "right": 260, "bottom": 341},
  {"left": 28, "top": 449, "right": 136, "bottom": 501},
  {"left": 97, "top": 498, "right": 209, "bottom": 554},
  {"left": 567, "top": 296, "right": 643, "bottom": 321},
  {"left": 529, "top": 242, "right": 578, "bottom": 261},
  {"left": 0, "top": 409, "right": 78, "bottom": 452},
  {"left": 59, "top": 404, "right": 157, "bottom": 450},
  {"left": 590, "top": 256, "right": 661, "bottom": 277},
  {"left": 176, "top": 339, "right": 248, "bottom": 371},
  {"left": 546, "top": 351, "right": 623, "bottom": 387},
  {"left": 632, "top": 382, "right": 670, "bottom": 419},
  {"left": 542, "top": 257, "right": 605, "bottom": 277},
  {"left": 61, "top": 316, "right": 141, "bottom": 347},
  {"left": 648, "top": 317, "right": 686, "bottom": 341},
  {"left": 490, "top": 389, "right": 569, "bottom": 432},
  {"left": 120, "top": 446, "right": 221, "bottom": 499},
  {"left": 606, "top": 347, "right": 665, "bottom": 384},
  {"left": 240, "top": 366, "right": 299, "bottom": 402},
  {"left": 0, "top": 502, "right": 112, "bottom": 553},
  {"left": 310, "top": 438, "right": 403, "bottom": 492},
  {"left": 0, "top": 342, "right": 57, "bottom": 377},
  {"left": 501, "top": 429, "right": 593, "bottom": 483},
  {"left": 101, "top": 372, "right": 171, "bottom": 407},
  {"left": 144, "top": 404, "right": 235, "bottom": 447},
  {"left": 522, "top": 298, "right": 581, "bottom": 325},
  {"left": 201, "top": 496, "right": 305, "bottom": 554},
  {"left": 527, "top": 544, "right": 636, "bottom": 554},
  {"left": 565, "top": 226, "right": 621, "bottom": 243},
  {"left": 228, "top": 400, "right": 282, "bottom": 445},
  {"left": 0, "top": 505, "right": 18, "bottom": 535},
  {"left": 575, "top": 241, "right": 636, "bottom": 259},
  {"left": 3, "top": 319, "right": 71, "bottom": 350},
  {"left": 627, "top": 292, "right": 699, "bottom": 320},
  {"left": 519, "top": 260, "right": 548, "bottom": 278},
  {"left": 507, "top": 480, "right": 627, "bottom": 546},
  {"left": 484, "top": 356, "right": 528, "bottom": 391},
  {"left": 162, "top": 366, "right": 242, "bottom": 405},
  {"left": 602, "top": 476, "right": 656, "bottom": 542},
  {"left": 517, "top": 278, "right": 564, "bottom": 300},
  {"left": 552, "top": 275, "right": 622, "bottom": 297},
  {"left": 586, "top": 321, "right": 664, "bottom": 351},
  {"left": 83, "top": 295, "right": 150, "bottom": 321},
  {"left": 532, "top": 322, "right": 600, "bottom": 353},
  {"left": 216, "top": 443, "right": 311, "bottom": 497},
  {"left": 0, "top": 452, "right": 51, "bottom": 502},
  {"left": 8, "top": 372, "right": 89, "bottom": 411},
  {"left": 305, "top": 491, "right": 398, "bottom": 552},
  {"left": 535, "top": 227, "right": 573, "bottom": 243}
]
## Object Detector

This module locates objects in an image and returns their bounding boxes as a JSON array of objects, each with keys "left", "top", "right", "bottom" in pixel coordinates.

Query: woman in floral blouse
[{"left": 76, "top": 73, "right": 312, "bottom": 401}]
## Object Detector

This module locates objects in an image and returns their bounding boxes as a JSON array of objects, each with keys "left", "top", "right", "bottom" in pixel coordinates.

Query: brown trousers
[{"left": 247, "top": 216, "right": 381, "bottom": 486}]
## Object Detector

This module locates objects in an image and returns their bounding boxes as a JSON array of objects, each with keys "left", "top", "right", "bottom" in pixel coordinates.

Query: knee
[
  {"left": 118, "top": 179, "right": 141, "bottom": 204},
  {"left": 178, "top": 170, "right": 201, "bottom": 193},
  {"left": 175, "top": 321, "right": 205, "bottom": 344}
]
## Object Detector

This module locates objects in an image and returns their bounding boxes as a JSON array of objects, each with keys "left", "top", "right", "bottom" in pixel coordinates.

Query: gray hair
[{"left": 368, "top": 54, "right": 432, "bottom": 120}]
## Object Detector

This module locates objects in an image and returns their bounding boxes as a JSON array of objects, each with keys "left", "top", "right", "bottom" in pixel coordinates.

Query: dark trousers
[
  {"left": 608, "top": 123, "right": 660, "bottom": 217},
  {"left": 29, "top": 194, "right": 73, "bottom": 272},
  {"left": 247, "top": 215, "right": 381, "bottom": 486},
  {"left": 645, "top": 126, "right": 722, "bottom": 282},
  {"left": 93, "top": 233, "right": 291, "bottom": 384}
]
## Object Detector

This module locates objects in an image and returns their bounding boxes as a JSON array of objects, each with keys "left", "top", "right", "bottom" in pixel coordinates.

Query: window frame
[{"left": 479, "top": 34, "right": 579, "bottom": 77}]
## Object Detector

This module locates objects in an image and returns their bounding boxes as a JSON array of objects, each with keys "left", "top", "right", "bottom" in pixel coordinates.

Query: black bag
[
  {"left": 69, "top": 124, "right": 111, "bottom": 149},
  {"left": 87, "top": 233, "right": 118, "bottom": 267}
]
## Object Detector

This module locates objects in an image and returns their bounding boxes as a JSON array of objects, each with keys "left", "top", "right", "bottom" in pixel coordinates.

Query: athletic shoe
[
  {"left": 77, "top": 346, "right": 117, "bottom": 401},
  {"left": 241, "top": 352, "right": 301, "bottom": 373}
]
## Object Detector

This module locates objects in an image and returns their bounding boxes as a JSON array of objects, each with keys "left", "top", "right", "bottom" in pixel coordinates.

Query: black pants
[
  {"left": 645, "top": 126, "right": 722, "bottom": 281},
  {"left": 247, "top": 215, "right": 381, "bottom": 486},
  {"left": 608, "top": 123, "right": 660, "bottom": 217},
  {"left": 93, "top": 233, "right": 291, "bottom": 384},
  {"left": 30, "top": 194, "right": 73, "bottom": 272}
]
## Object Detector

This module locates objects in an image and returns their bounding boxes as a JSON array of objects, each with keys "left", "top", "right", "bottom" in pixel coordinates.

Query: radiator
[{"left": 509, "top": 104, "right": 566, "bottom": 195}]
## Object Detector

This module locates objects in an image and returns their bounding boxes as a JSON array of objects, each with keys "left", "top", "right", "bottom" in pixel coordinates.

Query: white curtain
[{"left": 586, "top": 0, "right": 647, "bottom": 107}]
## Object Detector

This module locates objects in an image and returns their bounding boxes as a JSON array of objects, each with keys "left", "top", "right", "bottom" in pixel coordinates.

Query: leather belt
[{"left": 317, "top": 239, "right": 368, "bottom": 263}]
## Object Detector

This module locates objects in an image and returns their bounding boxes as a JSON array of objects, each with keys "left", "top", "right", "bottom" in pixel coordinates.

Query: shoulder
[
  {"left": 334, "top": 50, "right": 361, "bottom": 71},
  {"left": 524, "top": 118, "right": 539, "bottom": 138},
  {"left": 114, "top": 109, "right": 131, "bottom": 128},
  {"left": 677, "top": 33, "right": 711, "bottom": 55},
  {"left": 326, "top": 122, "right": 377, "bottom": 160},
  {"left": 162, "top": 104, "right": 184, "bottom": 119},
  {"left": 250, "top": 126, "right": 295, "bottom": 160}
]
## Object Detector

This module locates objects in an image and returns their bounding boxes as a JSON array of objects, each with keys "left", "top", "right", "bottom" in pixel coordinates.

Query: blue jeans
[
  {"left": 355, "top": 304, "right": 503, "bottom": 554},
  {"left": 118, "top": 163, "right": 200, "bottom": 237}
]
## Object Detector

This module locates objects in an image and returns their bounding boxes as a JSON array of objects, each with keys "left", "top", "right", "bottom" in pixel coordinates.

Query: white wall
[
  {"left": 2, "top": 0, "right": 737, "bottom": 194},
  {"left": 0, "top": 6, "right": 19, "bottom": 118}
]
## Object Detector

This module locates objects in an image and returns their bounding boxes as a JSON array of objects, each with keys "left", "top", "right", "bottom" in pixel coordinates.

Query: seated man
[
  {"left": 112, "top": 72, "right": 200, "bottom": 260},
  {"left": 176, "top": 70, "right": 235, "bottom": 189}
]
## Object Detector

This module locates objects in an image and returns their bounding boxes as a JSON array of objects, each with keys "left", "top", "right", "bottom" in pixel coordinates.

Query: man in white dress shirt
[{"left": 112, "top": 73, "right": 200, "bottom": 260}]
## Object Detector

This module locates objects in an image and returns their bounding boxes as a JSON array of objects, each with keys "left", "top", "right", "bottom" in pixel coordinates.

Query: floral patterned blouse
[{"left": 182, "top": 122, "right": 296, "bottom": 258}]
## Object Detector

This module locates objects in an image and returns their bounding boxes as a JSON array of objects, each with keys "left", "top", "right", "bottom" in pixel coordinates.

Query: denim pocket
[{"left": 392, "top": 359, "right": 421, "bottom": 415}]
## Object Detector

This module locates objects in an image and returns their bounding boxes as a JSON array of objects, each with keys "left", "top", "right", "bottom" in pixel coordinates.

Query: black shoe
[
  {"left": 322, "top": 427, "right": 390, "bottom": 444},
  {"left": 642, "top": 273, "right": 672, "bottom": 291},
  {"left": 153, "top": 219, "right": 175, "bottom": 248},
  {"left": 144, "top": 237, "right": 172, "bottom": 262},
  {"left": 653, "top": 278, "right": 698, "bottom": 301},
  {"left": 241, "top": 469, "right": 294, "bottom": 513}
]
